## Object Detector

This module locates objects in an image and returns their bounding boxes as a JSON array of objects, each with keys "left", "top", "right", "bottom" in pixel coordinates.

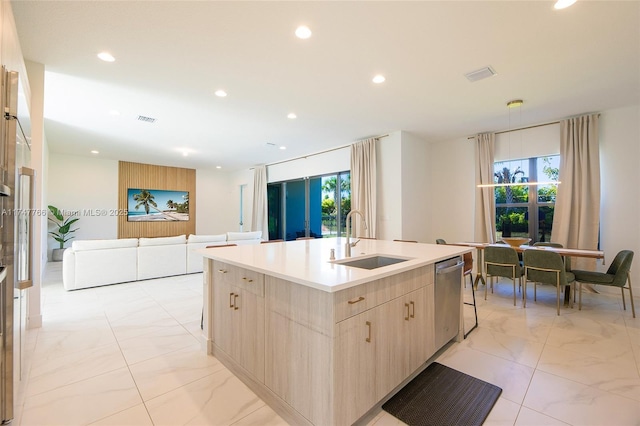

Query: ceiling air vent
[
  {"left": 464, "top": 66, "right": 497, "bottom": 82},
  {"left": 136, "top": 115, "right": 157, "bottom": 123}
]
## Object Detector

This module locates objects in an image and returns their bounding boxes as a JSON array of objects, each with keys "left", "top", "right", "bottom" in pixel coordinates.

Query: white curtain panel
[
  {"left": 251, "top": 165, "right": 269, "bottom": 239},
  {"left": 350, "top": 138, "right": 377, "bottom": 238},
  {"left": 474, "top": 133, "right": 496, "bottom": 243},
  {"left": 552, "top": 113, "right": 600, "bottom": 270}
]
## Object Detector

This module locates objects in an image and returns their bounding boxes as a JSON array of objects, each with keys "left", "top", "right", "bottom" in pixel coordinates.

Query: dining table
[{"left": 449, "top": 242, "right": 605, "bottom": 305}]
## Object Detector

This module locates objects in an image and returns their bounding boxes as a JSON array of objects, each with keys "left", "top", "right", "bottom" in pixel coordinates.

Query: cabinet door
[
  {"left": 405, "top": 287, "right": 433, "bottom": 374},
  {"left": 235, "top": 287, "right": 265, "bottom": 381},
  {"left": 378, "top": 287, "right": 433, "bottom": 398},
  {"left": 213, "top": 280, "right": 265, "bottom": 381},
  {"left": 335, "top": 310, "right": 379, "bottom": 425},
  {"left": 213, "top": 279, "right": 237, "bottom": 357}
]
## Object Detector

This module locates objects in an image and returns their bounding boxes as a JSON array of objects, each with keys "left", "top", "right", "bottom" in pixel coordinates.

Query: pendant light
[{"left": 477, "top": 99, "right": 561, "bottom": 188}]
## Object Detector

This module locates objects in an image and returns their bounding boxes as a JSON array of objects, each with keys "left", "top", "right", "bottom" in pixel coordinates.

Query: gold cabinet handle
[
  {"left": 234, "top": 294, "right": 239, "bottom": 310},
  {"left": 405, "top": 303, "right": 410, "bottom": 321},
  {"left": 218, "top": 269, "right": 228, "bottom": 274},
  {"left": 348, "top": 296, "right": 365, "bottom": 305},
  {"left": 365, "top": 321, "right": 371, "bottom": 343},
  {"left": 410, "top": 301, "right": 415, "bottom": 318},
  {"left": 242, "top": 277, "right": 254, "bottom": 283},
  {"left": 229, "top": 292, "right": 235, "bottom": 308}
]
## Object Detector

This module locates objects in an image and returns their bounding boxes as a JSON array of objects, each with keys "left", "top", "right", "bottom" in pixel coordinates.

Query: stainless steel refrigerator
[{"left": 1, "top": 65, "right": 34, "bottom": 424}]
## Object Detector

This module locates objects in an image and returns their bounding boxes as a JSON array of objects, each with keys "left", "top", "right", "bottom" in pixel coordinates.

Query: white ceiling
[{"left": 11, "top": 1, "right": 640, "bottom": 171}]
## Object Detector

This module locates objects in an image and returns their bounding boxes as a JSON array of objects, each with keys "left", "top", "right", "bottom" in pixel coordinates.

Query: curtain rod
[
  {"left": 252, "top": 133, "right": 390, "bottom": 169},
  {"left": 467, "top": 113, "right": 601, "bottom": 140},
  {"left": 467, "top": 120, "right": 560, "bottom": 140}
]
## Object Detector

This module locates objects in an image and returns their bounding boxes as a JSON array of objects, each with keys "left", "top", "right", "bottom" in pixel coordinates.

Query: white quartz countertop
[{"left": 198, "top": 238, "right": 472, "bottom": 292}]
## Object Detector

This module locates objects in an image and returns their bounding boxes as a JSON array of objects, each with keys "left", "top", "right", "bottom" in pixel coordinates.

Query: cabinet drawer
[
  {"left": 213, "top": 260, "right": 264, "bottom": 297},
  {"left": 334, "top": 265, "right": 433, "bottom": 323}
]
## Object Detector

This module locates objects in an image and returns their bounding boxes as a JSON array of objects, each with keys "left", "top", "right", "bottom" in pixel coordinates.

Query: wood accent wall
[{"left": 118, "top": 161, "right": 196, "bottom": 238}]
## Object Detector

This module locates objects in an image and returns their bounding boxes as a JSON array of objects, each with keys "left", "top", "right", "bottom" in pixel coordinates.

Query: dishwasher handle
[{"left": 436, "top": 261, "right": 464, "bottom": 275}]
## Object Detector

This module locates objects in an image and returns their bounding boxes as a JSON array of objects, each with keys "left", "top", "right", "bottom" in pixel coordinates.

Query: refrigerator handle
[{"left": 16, "top": 167, "right": 34, "bottom": 290}]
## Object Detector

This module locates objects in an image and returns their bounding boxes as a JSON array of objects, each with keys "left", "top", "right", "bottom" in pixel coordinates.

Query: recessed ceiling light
[
  {"left": 295, "top": 26, "right": 312, "bottom": 39},
  {"left": 279, "top": 146, "right": 287, "bottom": 150},
  {"left": 216, "top": 166, "right": 222, "bottom": 169},
  {"left": 372, "top": 75, "right": 386, "bottom": 84},
  {"left": 91, "top": 150, "right": 99, "bottom": 154},
  {"left": 109, "top": 110, "right": 120, "bottom": 116},
  {"left": 97, "top": 52, "right": 115, "bottom": 62},
  {"left": 287, "top": 113, "right": 297, "bottom": 119},
  {"left": 182, "top": 152, "right": 188, "bottom": 157},
  {"left": 215, "top": 90, "right": 227, "bottom": 97},
  {"left": 554, "top": 0, "right": 577, "bottom": 9}
]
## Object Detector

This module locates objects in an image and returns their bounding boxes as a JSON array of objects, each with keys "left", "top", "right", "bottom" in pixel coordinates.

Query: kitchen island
[{"left": 200, "top": 238, "right": 471, "bottom": 426}]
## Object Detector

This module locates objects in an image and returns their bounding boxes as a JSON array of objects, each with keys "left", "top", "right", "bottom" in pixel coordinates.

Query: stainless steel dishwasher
[{"left": 434, "top": 257, "right": 464, "bottom": 349}]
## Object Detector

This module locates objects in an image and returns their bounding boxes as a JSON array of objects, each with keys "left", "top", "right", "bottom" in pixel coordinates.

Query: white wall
[
  {"left": 400, "top": 131, "right": 431, "bottom": 242},
  {"left": 47, "top": 153, "right": 118, "bottom": 254},
  {"left": 377, "top": 132, "right": 402, "bottom": 240},
  {"left": 598, "top": 104, "right": 640, "bottom": 290},
  {"left": 429, "top": 136, "right": 476, "bottom": 244},
  {"left": 197, "top": 167, "right": 252, "bottom": 235}
]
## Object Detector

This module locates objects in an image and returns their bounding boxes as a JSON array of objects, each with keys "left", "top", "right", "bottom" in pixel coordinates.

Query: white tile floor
[{"left": 14, "top": 263, "right": 640, "bottom": 425}]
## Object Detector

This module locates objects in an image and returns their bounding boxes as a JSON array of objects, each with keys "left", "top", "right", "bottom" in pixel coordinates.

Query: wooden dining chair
[
  {"left": 394, "top": 239, "right": 418, "bottom": 243},
  {"left": 572, "top": 250, "right": 635, "bottom": 318},
  {"left": 484, "top": 246, "right": 523, "bottom": 306},
  {"left": 296, "top": 237, "right": 315, "bottom": 240},
  {"left": 205, "top": 243, "right": 237, "bottom": 248}
]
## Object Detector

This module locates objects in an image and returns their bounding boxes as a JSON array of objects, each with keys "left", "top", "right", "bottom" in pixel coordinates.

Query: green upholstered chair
[
  {"left": 523, "top": 249, "right": 576, "bottom": 315},
  {"left": 533, "top": 241, "right": 571, "bottom": 271},
  {"left": 572, "top": 250, "right": 635, "bottom": 318},
  {"left": 484, "top": 246, "right": 523, "bottom": 306}
]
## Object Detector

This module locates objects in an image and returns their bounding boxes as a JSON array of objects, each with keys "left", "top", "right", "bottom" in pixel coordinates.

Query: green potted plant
[{"left": 48, "top": 205, "right": 79, "bottom": 261}]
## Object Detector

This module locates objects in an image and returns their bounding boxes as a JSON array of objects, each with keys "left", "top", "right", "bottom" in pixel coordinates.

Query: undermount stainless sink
[{"left": 332, "top": 255, "right": 411, "bottom": 270}]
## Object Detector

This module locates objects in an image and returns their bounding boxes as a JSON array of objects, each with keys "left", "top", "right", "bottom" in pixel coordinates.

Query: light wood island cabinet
[{"left": 202, "top": 239, "right": 468, "bottom": 426}]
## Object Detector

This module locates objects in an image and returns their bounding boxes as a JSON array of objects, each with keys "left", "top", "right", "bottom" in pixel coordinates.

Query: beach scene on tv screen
[{"left": 127, "top": 188, "right": 189, "bottom": 222}]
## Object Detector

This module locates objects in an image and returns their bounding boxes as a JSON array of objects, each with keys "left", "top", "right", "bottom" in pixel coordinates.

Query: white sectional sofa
[{"left": 62, "top": 231, "right": 263, "bottom": 291}]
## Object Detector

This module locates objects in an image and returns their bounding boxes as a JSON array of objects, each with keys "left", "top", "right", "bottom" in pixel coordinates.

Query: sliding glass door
[{"left": 267, "top": 171, "right": 350, "bottom": 241}]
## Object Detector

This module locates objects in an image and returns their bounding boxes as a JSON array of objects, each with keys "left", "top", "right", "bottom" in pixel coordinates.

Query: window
[
  {"left": 494, "top": 156, "right": 559, "bottom": 243},
  {"left": 267, "top": 171, "right": 350, "bottom": 241}
]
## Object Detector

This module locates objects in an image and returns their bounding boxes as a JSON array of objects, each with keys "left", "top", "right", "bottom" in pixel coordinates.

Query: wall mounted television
[{"left": 127, "top": 188, "right": 189, "bottom": 222}]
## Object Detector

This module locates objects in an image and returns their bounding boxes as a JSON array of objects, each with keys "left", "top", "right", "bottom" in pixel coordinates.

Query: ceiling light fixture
[
  {"left": 216, "top": 166, "right": 222, "bottom": 169},
  {"left": 295, "top": 26, "right": 312, "bottom": 39},
  {"left": 279, "top": 146, "right": 287, "bottom": 150},
  {"left": 91, "top": 150, "right": 99, "bottom": 154},
  {"left": 372, "top": 75, "right": 386, "bottom": 84},
  {"left": 97, "top": 52, "right": 115, "bottom": 62},
  {"left": 287, "top": 113, "right": 297, "bottom": 119},
  {"left": 214, "top": 90, "right": 227, "bottom": 97},
  {"left": 554, "top": 0, "right": 577, "bottom": 10}
]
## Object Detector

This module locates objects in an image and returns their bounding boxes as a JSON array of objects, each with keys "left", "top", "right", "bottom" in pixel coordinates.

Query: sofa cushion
[
  {"left": 139, "top": 235, "right": 186, "bottom": 247},
  {"left": 72, "top": 238, "right": 138, "bottom": 251},
  {"left": 187, "top": 234, "right": 226, "bottom": 244},
  {"left": 227, "top": 231, "right": 262, "bottom": 241}
]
